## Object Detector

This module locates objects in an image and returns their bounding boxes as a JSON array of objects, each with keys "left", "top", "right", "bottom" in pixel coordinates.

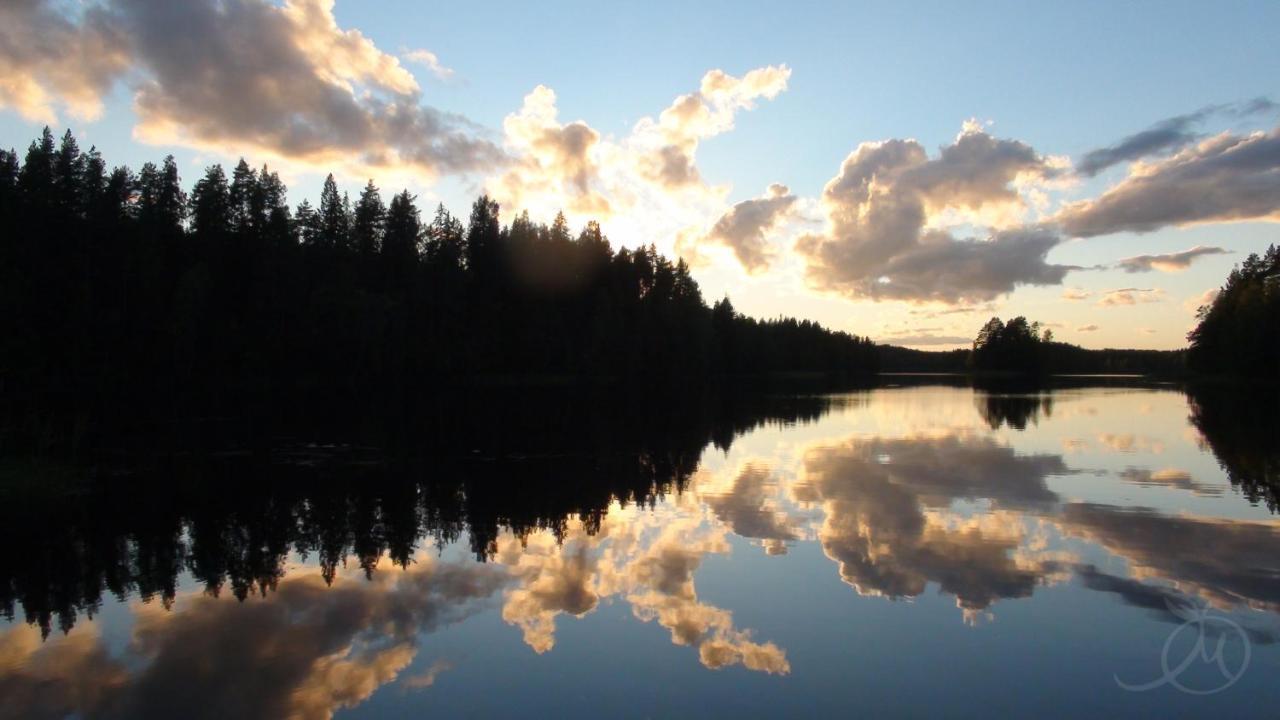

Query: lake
[{"left": 2, "top": 380, "right": 1278, "bottom": 719}]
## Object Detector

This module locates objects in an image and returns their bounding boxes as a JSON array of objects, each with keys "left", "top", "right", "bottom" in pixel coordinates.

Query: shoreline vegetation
[{"left": 1, "top": 129, "right": 1276, "bottom": 453}]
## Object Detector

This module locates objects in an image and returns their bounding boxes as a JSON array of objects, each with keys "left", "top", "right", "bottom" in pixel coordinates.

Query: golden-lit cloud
[
  {"left": 489, "top": 65, "right": 790, "bottom": 253},
  {"left": 795, "top": 125, "right": 1072, "bottom": 304},
  {"left": 402, "top": 49, "right": 455, "bottom": 81},
  {"left": 0, "top": 1, "right": 131, "bottom": 123},
  {"left": 1059, "top": 503, "right": 1280, "bottom": 612},
  {"left": 1059, "top": 126, "right": 1280, "bottom": 237},
  {"left": 676, "top": 184, "right": 799, "bottom": 274},
  {"left": 0, "top": 0, "right": 503, "bottom": 181},
  {"left": 1117, "top": 467, "right": 1224, "bottom": 497},
  {"left": 1096, "top": 287, "right": 1164, "bottom": 307},
  {"left": 792, "top": 432, "right": 1072, "bottom": 619},
  {"left": 492, "top": 508, "right": 790, "bottom": 673},
  {"left": 0, "top": 559, "right": 510, "bottom": 720},
  {"left": 1115, "top": 245, "right": 1230, "bottom": 273}
]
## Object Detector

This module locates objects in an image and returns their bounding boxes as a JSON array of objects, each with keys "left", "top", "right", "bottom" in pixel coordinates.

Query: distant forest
[
  {"left": 885, "top": 246, "right": 1279, "bottom": 379},
  {"left": 0, "top": 128, "right": 879, "bottom": 419}
]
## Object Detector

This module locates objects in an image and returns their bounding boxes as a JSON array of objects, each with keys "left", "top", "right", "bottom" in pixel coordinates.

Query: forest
[
  {"left": 1187, "top": 244, "right": 1280, "bottom": 379},
  {"left": 0, "top": 128, "right": 879, "bottom": 427}
]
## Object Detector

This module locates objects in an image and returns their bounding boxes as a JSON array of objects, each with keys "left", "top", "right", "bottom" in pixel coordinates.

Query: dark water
[{"left": 2, "top": 381, "right": 1278, "bottom": 719}]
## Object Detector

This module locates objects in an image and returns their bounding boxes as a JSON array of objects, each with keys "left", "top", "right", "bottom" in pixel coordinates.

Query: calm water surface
[{"left": 3, "top": 383, "right": 1278, "bottom": 718}]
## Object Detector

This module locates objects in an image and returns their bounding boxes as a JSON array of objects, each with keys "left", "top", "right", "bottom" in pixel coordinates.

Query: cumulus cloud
[
  {"left": 402, "top": 49, "right": 454, "bottom": 81},
  {"left": 493, "top": 511, "right": 789, "bottom": 673},
  {"left": 634, "top": 66, "right": 790, "bottom": 189},
  {"left": 490, "top": 65, "right": 790, "bottom": 239},
  {"left": 0, "top": 0, "right": 502, "bottom": 179},
  {"left": 793, "top": 432, "right": 1071, "bottom": 618},
  {"left": 1058, "top": 126, "right": 1280, "bottom": 237},
  {"left": 1074, "top": 99, "right": 1276, "bottom": 177},
  {"left": 677, "top": 184, "right": 797, "bottom": 273},
  {"left": 0, "top": 0, "right": 132, "bottom": 123},
  {"left": 0, "top": 560, "right": 510, "bottom": 720},
  {"left": 795, "top": 126, "right": 1073, "bottom": 304},
  {"left": 1115, "top": 245, "right": 1230, "bottom": 273},
  {"left": 1096, "top": 287, "right": 1164, "bottom": 307},
  {"left": 491, "top": 85, "right": 611, "bottom": 216},
  {"left": 120, "top": 0, "right": 502, "bottom": 177},
  {"left": 697, "top": 463, "right": 799, "bottom": 548}
]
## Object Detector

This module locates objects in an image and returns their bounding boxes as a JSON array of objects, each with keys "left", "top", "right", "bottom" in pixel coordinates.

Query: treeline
[
  {"left": 879, "top": 317, "right": 1185, "bottom": 376},
  {"left": 1188, "top": 244, "right": 1280, "bottom": 379},
  {"left": 0, "top": 128, "right": 878, "bottom": 421},
  {"left": 969, "top": 316, "right": 1185, "bottom": 375}
]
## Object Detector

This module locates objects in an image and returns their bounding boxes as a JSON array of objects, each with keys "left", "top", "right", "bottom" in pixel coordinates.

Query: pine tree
[
  {"left": 352, "top": 180, "right": 385, "bottom": 256},
  {"left": 382, "top": 190, "right": 421, "bottom": 272},
  {"left": 228, "top": 159, "right": 257, "bottom": 235},
  {"left": 18, "top": 127, "right": 56, "bottom": 208},
  {"left": 54, "top": 129, "right": 84, "bottom": 218},
  {"left": 318, "top": 174, "right": 348, "bottom": 250},
  {"left": 189, "top": 165, "right": 231, "bottom": 237}
]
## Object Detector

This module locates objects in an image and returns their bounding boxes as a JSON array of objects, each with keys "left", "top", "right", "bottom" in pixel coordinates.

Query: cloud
[
  {"left": 635, "top": 66, "right": 791, "bottom": 190},
  {"left": 1096, "top": 433, "right": 1164, "bottom": 454},
  {"left": 122, "top": 0, "right": 504, "bottom": 177},
  {"left": 399, "top": 659, "right": 453, "bottom": 691},
  {"left": 793, "top": 432, "right": 1071, "bottom": 618},
  {"left": 1074, "top": 565, "right": 1280, "bottom": 644},
  {"left": 678, "top": 184, "right": 798, "bottom": 273},
  {"left": 491, "top": 85, "right": 612, "bottom": 216},
  {"left": 1115, "top": 245, "right": 1230, "bottom": 273},
  {"left": 881, "top": 333, "right": 972, "bottom": 346},
  {"left": 1096, "top": 287, "right": 1164, "bottom": 307},
  {"left": 697, "top": 463, "right": 799, "bottom": 547},
  {"left": 1058, "top": 126, "right": 1280, "bottom": 237},
  {"left": 489, "top": 65, "right": 790, "bottom": 245},
  {"left": 402, "top": 49, "right": 454, "bottom": 81},
  {"left": 1062, "top": 288, "right": 1092, "bottom": 301},
  {"left": 1060, "top": 503, "right": 1280, "bottom": 611},
  {"left": 0, "top": 560, "right": 510, "bottom": 720},
  {"left": 795, "top": 126, "right": 1073, "bottom": 304},
  {"left": 1185, "top": 288, "right": 1219, "bottom": 313},
  {"left": 1074, "top": 99, "right": 1276, "bottom": 177},
  {"left": 1117, "top": 467, "right": 1223, "bottom": 497},
  {"left": 1076, "top": 324, "right": 1099, "bottom": 332},
  {"left": 493, "top": 511, "right": 789, "bottom": 673},
  {"left": 0, "top": 0, "right": 132, "bottom": 123},
  {"left": 1, "top": 0, "right": 504, "bottom": 180}
]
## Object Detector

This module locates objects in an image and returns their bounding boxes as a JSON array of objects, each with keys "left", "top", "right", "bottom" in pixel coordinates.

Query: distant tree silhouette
[{"left": 970, "top": 316, "right": 1047, "bottom": 373}]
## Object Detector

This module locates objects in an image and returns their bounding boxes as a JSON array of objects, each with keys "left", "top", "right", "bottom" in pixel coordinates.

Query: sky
[{"left": 2, "top": 0, "right": 1278, "bottom": 350}]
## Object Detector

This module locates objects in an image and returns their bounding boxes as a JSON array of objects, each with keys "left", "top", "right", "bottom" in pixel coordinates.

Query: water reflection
[
  {"left": 0, "top": 561, "right": 509, "bottom": 720},
  {"left": 793, "top": 431, "right": 1072, "bottom": 621},
  {"left": 2, "top": 381, "right": 1279, "bottom": 717}
]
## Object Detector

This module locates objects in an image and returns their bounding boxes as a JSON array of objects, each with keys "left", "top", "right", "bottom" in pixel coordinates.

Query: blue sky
[{"left": 2, "top": 0, "right": 1278, "bottom": 349}]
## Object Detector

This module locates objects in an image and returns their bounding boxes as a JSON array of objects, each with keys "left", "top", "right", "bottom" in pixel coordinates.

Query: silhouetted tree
[{"left": 1188, "top": 245, "right": 1280, "bottom": 379}]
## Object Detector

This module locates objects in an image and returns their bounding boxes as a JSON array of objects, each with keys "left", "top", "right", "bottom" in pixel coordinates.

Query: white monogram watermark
[{"left": 1115, "top": 601, "right": 1251, "bottom": 695}]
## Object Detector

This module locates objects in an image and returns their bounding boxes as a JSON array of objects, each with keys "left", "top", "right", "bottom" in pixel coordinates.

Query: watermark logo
[{"left": 1116, "top": 601, "right": 1251, "bottom": 695}]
